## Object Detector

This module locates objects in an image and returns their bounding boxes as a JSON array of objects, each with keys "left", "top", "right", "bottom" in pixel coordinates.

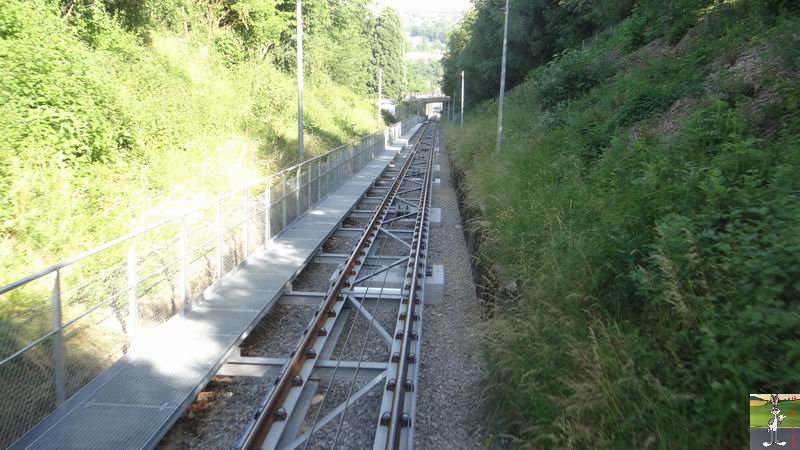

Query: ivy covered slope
[
  {"left": 445, "top": 1, "right": 800, "bottom": 448},
  {"left": 0, "top": 0, "right": 402, "bottom": 285}
]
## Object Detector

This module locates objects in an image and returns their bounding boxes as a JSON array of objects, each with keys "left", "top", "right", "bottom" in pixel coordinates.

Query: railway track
[{"left": 228, "top": 120, "right": 438, "bottom": 450}]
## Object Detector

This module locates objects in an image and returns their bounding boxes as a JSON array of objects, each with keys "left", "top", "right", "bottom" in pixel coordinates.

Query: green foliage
[
  {"left": 408, "top": 59, "right": 442, "bottom": 95},
  {"left": 534, "top": 47, "right": 617, "bottom": 111},
  {"left": 442, "top": 0, "right": 637, "bottom": 108},
  {"left": 447, "top": 3, "right": 800, "bottom": 447},
  {"left": 634, "top": 0, "right": 711, "bottom": 44},
  {"left": 321, "top": 0, "right": 371, "bottom": 90},
  {"left": 228, "top": 0, "right": 289, "bottom": 53},
  {"left": 0, "top": 0, "right": 381, "bottom": 286},
  {"left": 214, "top": 30, "right": 246, "bottom": 67},
  {"left": 370, "top": 8, "right": 407, "bottom": 99}
]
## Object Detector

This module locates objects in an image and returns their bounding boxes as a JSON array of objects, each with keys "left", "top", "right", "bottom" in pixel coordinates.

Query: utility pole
[
  {"left": 460, "top": 70, "right": 465, "bottom": 128},
  {"left": 496, "top": 0, "right": 510, "bottom": 153},
  {"left": 452, "top": 90, "right": 456, "bottom": 123},
  {"left": 296, "top": 0, "right": 304, "bottom": 160},
  {"left": 377, "top": 68, "right": 383, "bottom": 129}
]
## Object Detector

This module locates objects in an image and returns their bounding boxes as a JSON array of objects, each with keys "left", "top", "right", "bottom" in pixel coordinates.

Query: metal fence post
[
  {"left": 180, "top": 217, "right": 188, "bottom": 312},
  {"left": 316, "top": 159, "right": 321, "bottom": 203},
  {"left": 217, "top": 200, "right": 224, "bottom": 280},
  {"left": 281, "top": 173, "right": 288, "bottom": 232},
  {"left": 296, "top": 166, "right": 302, "bottom": 215},
  {"left": 127, "top": 240, "right": 138, "bottom": 348},
  {"left": 340, "top": 149, "right": 345, "bottom": 184},
  {"left": 350, "top": 145, "right": 355, "bottom": 177},
  {"left": 243, "top": 191, "right": 250, "bottom": 260},
  {"left": 323, "top": 157, "right": 329, "bottom": 197},
  {"left": 333, "top": 152, "right": 338, "bottom": 189},
  {"left": 356, "top": 140, "right": 361, "bottom": 170},
  {"left": 340, "top": 150, "right": 345, "bottom": 185},
  {"left": 308, "top": 163, "right": 314, "bottom": 207},
  {"left": 51, "top": 270, "right": 65, "bottom": 405},
  {"left": 264, "top": 182, "right": 271, "bottom": 247}
]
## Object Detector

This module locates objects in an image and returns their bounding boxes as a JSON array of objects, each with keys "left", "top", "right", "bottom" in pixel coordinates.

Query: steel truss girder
[
  {"left": 382, "top": 211, "right": 418, "bottom": 225},
  {"left": 377, "top": 228, "right": 412, "bottom": 250},
  {"left": 374, "top": 126, "right": 436, "bottom": 450},
  {"left": 353, "top": 256, "right": 410, "bottom": 286},
  {"left": 219, "top": 357, "right": 388, "bottom": 381},
  {"left": 335, "top": 227, "right": 413, "bottom": 238},
  {"left": 278, "top": 291, "right": 403, "bottom": 307},
  {"left": 236, "top": 123, "right": 435, "bottom": 450},
  {"left": 314, "top": 253, "right": 407, "bottom": 265},
  {"left": 283, "top": 371, "right": 387, "bottom": 450},
  {"left": 346, "top": 295, "right": 393, "bottom": 347}
]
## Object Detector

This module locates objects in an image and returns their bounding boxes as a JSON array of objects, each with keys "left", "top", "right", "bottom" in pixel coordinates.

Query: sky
[{"left": 378, "top": 0, "right": 472, "bottom": 13}]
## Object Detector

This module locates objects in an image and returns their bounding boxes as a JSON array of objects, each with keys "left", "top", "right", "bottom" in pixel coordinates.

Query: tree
[
  {"left": 441, "top": 0, "right": 637, "bottom": 109},
  {"left": 319, "top": 0, "right": 372, "bottom": 90},
  {"left": 229, "top": 0, "right": 291, "bottom": 57},
  {"left": 370, "top": 8, "right": 406, "bottom": 100}
]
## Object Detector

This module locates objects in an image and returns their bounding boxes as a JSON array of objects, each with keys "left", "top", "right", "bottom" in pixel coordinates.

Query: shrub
[
  {"left": 534, "top": 47, "right": 617, "bottom": 111},
  {"left": 214, "top": 30, "right": 246, "bottom": 67}
]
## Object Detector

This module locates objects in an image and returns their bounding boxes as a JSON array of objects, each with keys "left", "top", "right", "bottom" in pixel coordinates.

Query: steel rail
[
  {"left": 333, "top": 122, "right": 437, "bottom": 449},
  {"left": 298, "top": 127, "right": 434, "bottom": 447},
  {"left": 384, "top": 122, "right": 436, "bottom": 450},
  {"left": 314, "top": 125, "right": 435, "bottom": 449},
  {"left": 301, "top": 183, "right": 401, "bottom": 450},
  {"left": 234, "top": 121, "right": 432, "bottom": 450}
]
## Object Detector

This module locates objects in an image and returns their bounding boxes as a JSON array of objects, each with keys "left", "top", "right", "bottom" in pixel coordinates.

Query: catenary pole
[
  {"left": 377, "top": 68, "right": 383, "bottom": 129},
  {"left": 297, "top": 0, "right": 304, "bottom": 160},
  {"left": 496, "top": 0, "right": 510, "bottom": 153},
  {"left": 460, "top": 70, "right": 465, "bottom": 128},
  {"left": 452, "top": 90, "right": 456, "bottom": 122}
]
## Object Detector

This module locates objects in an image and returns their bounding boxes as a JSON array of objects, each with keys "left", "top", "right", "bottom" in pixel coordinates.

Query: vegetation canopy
[
  {"left": 445, "top": 0, "right": 800, "bottom": 447},
  {"left": 0, "top": 0, "right": 410, "bottom": 286}
]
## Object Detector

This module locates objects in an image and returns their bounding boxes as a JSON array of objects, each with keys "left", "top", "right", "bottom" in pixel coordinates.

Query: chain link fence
[{"left": 0, "top": 117, "right": 422, "bottom": 448}]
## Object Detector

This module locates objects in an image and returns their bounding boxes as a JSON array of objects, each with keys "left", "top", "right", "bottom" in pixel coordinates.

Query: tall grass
[{"left": 448, "top": 2, "right": 800, "bottom": 447}]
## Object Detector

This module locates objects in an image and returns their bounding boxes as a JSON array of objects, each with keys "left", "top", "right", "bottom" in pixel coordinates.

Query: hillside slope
[
  {"left": 0, "top": 0, "right": 383, "bottom": 285},
  {"left": 446, "top": 2, "right": 800, "bottom": 448}
]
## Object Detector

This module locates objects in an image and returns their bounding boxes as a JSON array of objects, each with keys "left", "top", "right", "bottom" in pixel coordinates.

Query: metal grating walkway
[{"left": 11, "top": 126, "right": 422, "bottom": 450}]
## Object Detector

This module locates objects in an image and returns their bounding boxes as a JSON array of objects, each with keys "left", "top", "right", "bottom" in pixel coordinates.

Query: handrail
[
  {"left": 0, "top": 119, "right": 419, "bottom": 297},
  {"left": 0, "top": 113, "right": 424, "bottom": 449}
]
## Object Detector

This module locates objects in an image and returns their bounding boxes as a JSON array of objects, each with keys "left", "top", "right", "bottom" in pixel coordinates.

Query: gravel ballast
[{"left": 413, "top": 129, "right": 487, "bottom": 449}]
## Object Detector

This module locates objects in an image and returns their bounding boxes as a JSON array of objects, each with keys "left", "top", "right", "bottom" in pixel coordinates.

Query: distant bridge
[{"left": 403, "top": 96, "right": 453, "bottom": 120}]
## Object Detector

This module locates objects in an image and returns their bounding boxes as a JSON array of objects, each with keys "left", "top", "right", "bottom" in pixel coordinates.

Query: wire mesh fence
[{"left": 0, "top": 116, "right": 423, "bottom": 448}]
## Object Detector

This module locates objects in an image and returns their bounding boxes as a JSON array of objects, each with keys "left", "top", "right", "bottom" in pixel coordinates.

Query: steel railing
[{"left": 0, "top": 116, "right": 423, "bottom": 448}]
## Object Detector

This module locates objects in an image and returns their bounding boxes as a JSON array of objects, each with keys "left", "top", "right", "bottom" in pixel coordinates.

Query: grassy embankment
[
  {"left": 0, "top": 0, "right": 378, "bottom": 289},
  {"left": 447, "top": 2, "right": 800, "bottom": 448},
  {"left": 0, "top": 2, "right": 386, "bottom": 444}
]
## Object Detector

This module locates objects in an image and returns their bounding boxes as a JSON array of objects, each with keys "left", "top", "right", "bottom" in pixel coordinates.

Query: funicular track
[
  {"left": 229, "top": 121, "right": 438, "bottom": 450},
  {"left": 0, "top": 115, "right": 431, "bottom": 450}
]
